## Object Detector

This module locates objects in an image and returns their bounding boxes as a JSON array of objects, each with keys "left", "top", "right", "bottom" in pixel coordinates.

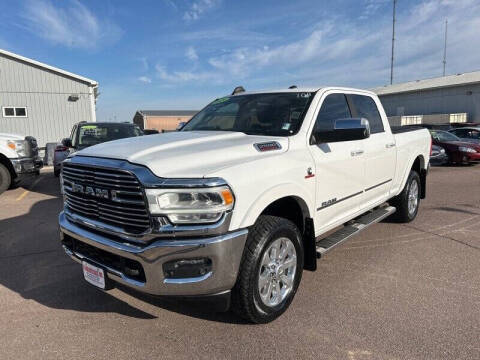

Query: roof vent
[
  {"left": 288, "top": 85, "right": 297, "bottom": 89},
  {"left": 232, "top": 86, "right": 245, "bottom": 95}
]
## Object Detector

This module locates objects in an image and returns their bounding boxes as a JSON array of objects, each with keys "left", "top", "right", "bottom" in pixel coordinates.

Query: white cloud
[
  {"left": 183, "top": 0, "right": 221, "bottom": 21},
  {"left": 138, "top": 76, "right": 152, "bottom": 83},
  {"left": 185, "top": 46, "right": 199, "bottom": 61},
  {"left": 163, "top": 0, "right": 178, "bottom": 10},
  {"left": 22, "top": 0, "right": 122, "bottom": 49},
  {"left": 151, "top": 0, "right": 480, "bottom": 90},
  {"left": 360, "top": 0, "right": 390, "bottom": 20},
  {"left": 155, "top": 64, "right": 219, "bottom": 83}
]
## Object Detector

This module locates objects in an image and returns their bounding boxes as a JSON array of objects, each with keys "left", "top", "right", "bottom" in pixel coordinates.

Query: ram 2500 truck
[
  {"left": 59, "top": 87, "right": 431, "bottom": 323},
  {"left": 0, "top": 133, "right": 43, "bottom": 195}
]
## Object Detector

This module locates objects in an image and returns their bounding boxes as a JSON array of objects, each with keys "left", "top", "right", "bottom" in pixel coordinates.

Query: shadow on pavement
[{"left": 0, "top": 172, "right": 247, "bottom": 323}]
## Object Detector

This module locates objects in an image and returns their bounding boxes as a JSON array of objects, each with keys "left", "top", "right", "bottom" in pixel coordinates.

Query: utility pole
[
  {"left": 390, "top": 0, "right": 397, "bottom": 85},
  {"left": 443, "top": 19, "right": 448, "bottom": 76}
]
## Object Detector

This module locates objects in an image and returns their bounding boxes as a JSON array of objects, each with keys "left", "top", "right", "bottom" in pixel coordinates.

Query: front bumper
[
  {"left": 465, "top": 152, "right": 480, "bottom": 162},
  {"left": 59, "top": 211, "right": 248, "bottom": 296},
  {"left": 11, "top": 157, "right": 43, "bottom": 177},
  {"left": 429, "top": 154, "right": 448, "bottom": 165}
]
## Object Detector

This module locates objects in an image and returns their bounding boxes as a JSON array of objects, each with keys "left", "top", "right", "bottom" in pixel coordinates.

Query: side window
[
  {"left": 348, "top": 95, "right": 384, "bottom": 134},
  {"left": 470, "top": 130, "right": 480, "bottom": 139},
  {"left": 313, "top": 93, "right": 351, "bottom": 132},
  {"left": 454, "top": 129, "right": 467, "bottom": 137}
]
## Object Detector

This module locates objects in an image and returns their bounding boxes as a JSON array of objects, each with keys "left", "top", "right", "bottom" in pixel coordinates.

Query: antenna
[
  {"left": 390, "top": 0, "right": 396, "bottom": 85},
  {"left": 443, "top": 19, "right": 448, "bottom": 76}
]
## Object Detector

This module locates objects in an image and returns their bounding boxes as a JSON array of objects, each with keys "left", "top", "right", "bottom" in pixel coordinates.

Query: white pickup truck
[
  {"left": 59, "top": 87, "right": 430, "bottom": 323},
  {"left": 0, "top": 133, "right": 43, "bottom": 195}
]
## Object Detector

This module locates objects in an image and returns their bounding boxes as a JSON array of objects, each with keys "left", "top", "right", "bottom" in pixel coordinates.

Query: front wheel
[
  {"left": 0, "top": 163, "right": 12, "bottom": 195},
  {"left": 390, "top": 170, "right": 421, "bottom": 223},
  {"left": 231, "top": 215, "right": 304, "bottom": 323}
]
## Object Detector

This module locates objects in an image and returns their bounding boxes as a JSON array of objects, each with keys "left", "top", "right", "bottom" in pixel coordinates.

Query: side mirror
[
  {"left": 143, "top": 129, "right": 159, "bottom": 135},
  {"left": 312, "top": 118, "right": 370, "bottom": 144},
  {"left": 61, "top": 138, "right": 72, "bottom": 147},
  {"left": 176, "top": 122, "right": 187, "bottom": 131}
]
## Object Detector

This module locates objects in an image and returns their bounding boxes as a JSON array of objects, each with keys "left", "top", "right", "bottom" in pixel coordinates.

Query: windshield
[
  {"left": 76, "top": 124, "right": 143, "bottom": 148},
  {"left": 430, "top": 130, "right": 461, "bottom": 142},
  {"left": 182, "top": 92, "right": 315, "bottom": 136}
]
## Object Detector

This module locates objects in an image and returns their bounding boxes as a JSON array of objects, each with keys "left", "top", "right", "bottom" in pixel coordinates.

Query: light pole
[
  {"left": 443, "top": 19, "right": 448, "bottom": 76},
  {"left": 390, "top": 0, "right": 397, "bottom": 85}
]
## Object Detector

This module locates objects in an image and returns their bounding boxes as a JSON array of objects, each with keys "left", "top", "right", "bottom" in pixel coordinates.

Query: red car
[{"left": 429, "top": 130, "right": 480, "bottom": 164}]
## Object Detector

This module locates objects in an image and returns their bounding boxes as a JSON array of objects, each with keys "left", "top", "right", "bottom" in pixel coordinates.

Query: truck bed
[{"left": 390, "top": 125, "right": 427, "bottom": 134}]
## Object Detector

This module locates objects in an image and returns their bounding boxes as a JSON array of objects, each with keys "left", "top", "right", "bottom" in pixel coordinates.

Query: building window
[
  {"left": 401, "top": 115, "right": 422, "bottom": 125},
  {"left": 2, "top": 107, "right": 28, "bottom": 118},
  {"left": 449, "top": 113, "right": 467, "bottom": 123}
]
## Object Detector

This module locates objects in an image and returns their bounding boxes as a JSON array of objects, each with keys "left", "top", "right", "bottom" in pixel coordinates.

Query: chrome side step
[{"left": 316, "top": 205, "right": 396, "bottom": 257}]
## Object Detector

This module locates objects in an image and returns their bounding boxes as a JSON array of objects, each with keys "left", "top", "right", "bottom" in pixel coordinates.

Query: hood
[
  {"left": 76, "top": 131, "right": 289, "bottom": 178},
  {"left": 0, "top": 133, "right": 24, "bottom": 141}
]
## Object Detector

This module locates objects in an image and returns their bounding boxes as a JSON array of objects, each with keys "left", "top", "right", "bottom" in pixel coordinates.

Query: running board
[{"left": 316, "top": 205, "right": 396, "bottom": 257}]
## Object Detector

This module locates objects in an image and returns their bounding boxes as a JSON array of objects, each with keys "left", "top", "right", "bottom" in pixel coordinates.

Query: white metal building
[{"left": 0, "top": 49, "right": 98, "bottom": 146}]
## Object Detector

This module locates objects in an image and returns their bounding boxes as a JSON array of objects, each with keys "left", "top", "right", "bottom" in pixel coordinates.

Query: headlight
[
  {"left": 7, "top": 140, "right": 27, "bottom": 157},
  {"left": 145, "top": 186, "right": 234, "bottom": 224},
  {"left": 459, "top": 146, "right": 476, "bottom": 153}
]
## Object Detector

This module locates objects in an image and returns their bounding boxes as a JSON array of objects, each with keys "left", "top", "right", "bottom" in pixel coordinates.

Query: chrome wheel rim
[
  {"left": 408, "top": 179, "right": 419, "bottom": 216},
  {"left": 258, "top": 237, "right": 297, "bottom": 307}
]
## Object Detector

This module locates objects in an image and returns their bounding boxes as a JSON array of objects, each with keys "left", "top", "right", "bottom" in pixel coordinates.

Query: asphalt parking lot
[{"left": 0, "top": 166, "right": 479, "bottom": 360}]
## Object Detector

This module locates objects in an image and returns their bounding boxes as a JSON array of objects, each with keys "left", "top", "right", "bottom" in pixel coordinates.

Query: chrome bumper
[
  {"left": 59, "top": 211, "right": 248, "bottom": 296},
  {"left": 11, "top": 157, "right": 43, "bottom": 176}
]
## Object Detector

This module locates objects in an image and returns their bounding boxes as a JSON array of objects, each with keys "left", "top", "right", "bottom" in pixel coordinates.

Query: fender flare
[
  {"left": 397, "top": 154, "right": 426, "bottom": 198},
  {"left": 237, "top": 182, "right": 314, "bottom": 230}
]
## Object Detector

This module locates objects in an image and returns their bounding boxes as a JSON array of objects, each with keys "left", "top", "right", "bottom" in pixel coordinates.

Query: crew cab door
[
  {"left": 308, "top": 92, "right": 366, "bottom": 232},
  {"left": 347, "top": 94, "right": 396, "bottom": 208}
]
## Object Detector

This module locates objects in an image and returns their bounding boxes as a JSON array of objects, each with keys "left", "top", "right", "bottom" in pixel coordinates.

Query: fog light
[{"left": 163, "top": 258, "right": 212, "bottom": 279}]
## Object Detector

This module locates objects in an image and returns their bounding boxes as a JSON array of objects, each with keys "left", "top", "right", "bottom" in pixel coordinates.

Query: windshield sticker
[
  {"left": 281, "top": 123, "right": 291, "bottom": 130},
  {"left": 211, "top": 97, "right": 230, "bottom": 105},
  {"left": 298, "top": 93, "right": 311, "bottom": 98}
]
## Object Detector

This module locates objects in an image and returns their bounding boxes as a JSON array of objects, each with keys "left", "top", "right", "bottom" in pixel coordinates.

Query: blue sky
[{"left": 1, "top": 0, "right": 480, "bottom": 121}]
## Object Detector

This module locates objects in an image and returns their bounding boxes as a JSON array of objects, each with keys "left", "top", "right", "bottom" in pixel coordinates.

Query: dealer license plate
[{"left": 82, "top": 261, "right": 105, "bottom": 289}]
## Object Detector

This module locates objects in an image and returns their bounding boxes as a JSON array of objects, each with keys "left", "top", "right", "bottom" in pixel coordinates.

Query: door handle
[
  {"left": 350, "top": 149, "right": 364, "bottom": 157},
  {"left": 386, "top": 143, "right": 396, "bottom": 148}
]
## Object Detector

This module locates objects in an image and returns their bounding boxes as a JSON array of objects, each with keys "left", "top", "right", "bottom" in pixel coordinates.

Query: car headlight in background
[
  {"left": 7, "top": 140, "right": 27, "bottom": 157},
  {"left": 145, "top": 186, "right": 234, "bottom": 224},
  {"left": 458, "top": 146, "right": 476, "bottom": 153}
]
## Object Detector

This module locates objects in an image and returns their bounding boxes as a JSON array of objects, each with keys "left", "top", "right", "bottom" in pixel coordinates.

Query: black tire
[
  {"left": 0, "top": 163, "right": 12, "bottom": 195},
  {"left": 390, "top": 170, "right": 421, "bottom": 223},
  {"left": 231, "top": 215, "right": 304, "bottom": 324},
  {"left": 54, "top": 168, "right": 60, "bottom": 177}
]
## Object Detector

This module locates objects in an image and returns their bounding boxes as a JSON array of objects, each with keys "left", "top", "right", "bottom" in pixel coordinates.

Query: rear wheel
[
  {"left": 0, "top": 163, "right": 12, "bottom": 195},
  {"left": 231, "top": 215, "right": 304, "bottom": 323},
  {"left": 390, "top": 170, "right": 420, "bottom": 223}
]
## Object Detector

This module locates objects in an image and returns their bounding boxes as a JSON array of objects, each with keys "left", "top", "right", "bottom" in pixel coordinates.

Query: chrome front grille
[{"left": 62, "top": 163, "right": 150, "bottom": 235}]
